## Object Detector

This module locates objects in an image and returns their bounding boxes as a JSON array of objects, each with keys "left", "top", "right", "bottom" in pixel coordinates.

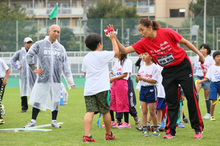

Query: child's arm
[
  {"left": 138, "top": 75, "right": 157, "bottom": 84},
  {"left": 135, "top": 74, "right": 140, "bottom": 83},
  {"left": 109, "top": 71, "right": 113, "bottom": 75},
  {"left": 110, "top": 72, "right": 128, "bottom": 83},
  {"left": 199, "top": 77, "right": 209, "bottom": 83},
  {"left": 108, "top": 25, "right": 119, "bottom": 58},
  {"left": 3, "top": 68, "right": 10, "bottom": 86},
  {"left": 84, "top": 72, "right": 86, "bottom": 77}
]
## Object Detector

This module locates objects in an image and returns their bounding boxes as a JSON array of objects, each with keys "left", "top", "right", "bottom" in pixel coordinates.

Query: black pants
[
  {"left": 162, "top": 56, "right": 204, "bottom": 136},
  {"left": 0, "top": 78, "right": 5, "bottom": 119},
  {"left": 21, "top": 96, "right": 28, "bottom": 110}
]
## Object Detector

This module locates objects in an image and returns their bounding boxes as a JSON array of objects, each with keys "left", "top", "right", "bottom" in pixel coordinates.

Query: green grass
[{"left": 1, "top": 88, "right": 220, "bottom": 146}]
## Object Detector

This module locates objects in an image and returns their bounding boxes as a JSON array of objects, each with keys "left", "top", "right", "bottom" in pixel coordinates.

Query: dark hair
[
  {"left": 85, "top": 33, "right": 102, "bottom": 51},
  {"left": 199, "top": 44, "right": 211, "bottom": 55},
  {"left": 213, "top": 51, "right": 220, "bottom": 58},
  {"left": 139, "top": 18, "right": 161, "bottom": 30},
  {"left": 120, "top": 53, "right": 127, "bottom": 66}
]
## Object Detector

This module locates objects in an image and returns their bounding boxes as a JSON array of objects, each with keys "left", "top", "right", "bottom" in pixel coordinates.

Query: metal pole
[
  {"left": 203, "top": 0, "right": 206, "bottom": 43},
  {"left": 16, "top": 20, "right": 18, "bottom": 51}
]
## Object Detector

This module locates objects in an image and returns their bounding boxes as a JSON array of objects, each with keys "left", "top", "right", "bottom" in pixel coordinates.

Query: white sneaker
[
  {"left": 51, "top": 121, "right": 61, "bottom": 128},
  {"left": 203, "top": 113, "right": 211, "bottom": 119},
  {"left": 24, "top": 121, "right": 36, "bottom": 128},
  {"left": 1, "top": 105, "right": 5, "bottom": 116}
]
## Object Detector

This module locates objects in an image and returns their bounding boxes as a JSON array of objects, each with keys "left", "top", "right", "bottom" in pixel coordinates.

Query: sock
[
  {"left": 110, "top": 110, "right": 115, "bottom": 121},
  {"left": 205, "top": 99, "right": 211, "bottom": 114},
  {"left": 32, "top": 107, "right": 40, "bottom": 120},
  {"left": 52, "top": 110, "right": 58, "bottom": 120},
  {"left": 124, "top": 112, "right": 129, "bottom": 123},
  {"left": 52, "top": 120, "right": 56, "bottom": 123},
  {"left": 147, "top": 121, "right": 150, "bottom": 126},
  {"left": 31, "top": 119, "right": 36, "bottom": 123}
]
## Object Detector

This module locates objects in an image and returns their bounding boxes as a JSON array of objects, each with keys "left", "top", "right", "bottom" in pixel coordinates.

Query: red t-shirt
[{"left": 132, "top": 28, "right": 186, "bottom": 67}]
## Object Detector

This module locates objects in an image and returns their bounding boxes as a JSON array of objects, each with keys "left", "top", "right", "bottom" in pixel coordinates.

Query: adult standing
[
  {"left": 24, "top": 24, "right": 75, "bottom": 128},
  {"left": 110, "top": 18, "right": 204, "bottom": 139},
  {"left": 11, "top": 37, "right": 37, "bottom": 113}
]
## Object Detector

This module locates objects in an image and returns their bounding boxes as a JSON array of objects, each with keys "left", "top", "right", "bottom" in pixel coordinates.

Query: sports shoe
[
  {"left": 24, "top": 121, "right": 36, "bottom": 128},
  {"left": 210, "top": 116, "right": 215, "bottom": 121},
  {"left": 136, "top": 125, "right": 143, "bottom": 131},
  {"left": 183, "top": 117, "right": 189, "bottom": 123},
  {"left": 102, "top": 121, "right": 117, "bottom": 128},
  {"left": 163, "top": 133, "right": 175, "bottom": 139},
  {"left": 116, "top": 122, "right": 131, "bottom": 129},
  {"left": 0, "top": 119, "right": 4, "bottom": 124},
  {"left": 142, "top": 128, "right": 149, "bottom": 137},
  {"left": 152, "top": 127, "right": 160, "bottom": 136},
  {"left": 1, "top": 105, "right": 5, "bottom": 116},
  {"left": 134, "top": 116, "right": 140, "bottom": 125},
  {"left": 203, "top": 113, "right": 211, "bottom": 119},
  {"left": 83, "top": 136, "right": 95, "bottom": 142},
  {"left": 51, "top": 121, "right": 61, "bottom": 128},
  {"left": 194, "top": 131, "right": 202, "bottom": 139},
  {"left": 105, "top": 131, "right": 115, "bottom": 140},
  {"left": 20, "top": 110, "right": 27, "bottom": 113},
  {"left": 178, "top": 122, "right": 185, "bottom": 128}
]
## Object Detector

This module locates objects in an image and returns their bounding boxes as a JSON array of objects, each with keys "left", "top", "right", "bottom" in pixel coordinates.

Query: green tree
[
  {"left": 0, "top": 0, "right": 37, "bottom": 52},
  {"left": 86, "top": 0, "right": 139, "bottom": 50}
]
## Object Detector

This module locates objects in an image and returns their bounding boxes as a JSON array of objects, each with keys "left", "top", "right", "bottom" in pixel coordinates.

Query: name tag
[{"left": 156, "top": 53, "right": 175, "bottom": 66}]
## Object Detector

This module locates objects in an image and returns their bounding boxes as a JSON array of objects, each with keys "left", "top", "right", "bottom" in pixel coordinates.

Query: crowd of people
[{"left": 1, "top": 18, "right": 220, "bottom": 143}]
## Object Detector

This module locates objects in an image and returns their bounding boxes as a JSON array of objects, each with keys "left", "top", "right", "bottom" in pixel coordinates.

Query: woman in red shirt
[{"left": 110, "top": 18, "right": 204, "bottom": 139}]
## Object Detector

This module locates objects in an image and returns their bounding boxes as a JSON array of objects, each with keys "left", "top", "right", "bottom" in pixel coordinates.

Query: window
[{"left": 170, "top": 9, "right": 185, "bottom": 17}]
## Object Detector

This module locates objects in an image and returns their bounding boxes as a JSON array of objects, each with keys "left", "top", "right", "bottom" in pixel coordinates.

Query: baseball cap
[{"left": 24, "top": 37, "right": 33, "bottom": 43}]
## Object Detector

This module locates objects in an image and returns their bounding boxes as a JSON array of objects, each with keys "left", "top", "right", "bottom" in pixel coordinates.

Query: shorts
[
  {"left": 195, "top": 76, "right": 211, "bottom": 89},
  {"left": 140, "top": 86, "right": 157, "bottom": 103},
  {"left": 156, "top": 97, "right": 166, "bottom": 110},
  {"left": 209, "top": 82, "right": 220, "bottom": 100},
  {"left": 84, "top": 90, "right": 110, "bottom": 114}
]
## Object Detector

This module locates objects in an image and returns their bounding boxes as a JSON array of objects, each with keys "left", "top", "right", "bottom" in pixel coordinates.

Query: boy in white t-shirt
[
  {"left": 81, "top": 29, "right": 119, "bottom": 142},
  {"left": 199, "top": 51, "right": 220, "bottom": 121},
  {"left": 0, "top": 58, "right": 10, "bottom": 124}
]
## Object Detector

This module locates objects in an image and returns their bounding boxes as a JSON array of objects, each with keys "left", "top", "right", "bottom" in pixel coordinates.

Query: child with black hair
[
  {"left": 136, "top": 52, "right": 160, "bottom": 137},
  {"left": 195, "top": 44, "right": 215, "bottom": 119},
  {"left": 198, "top": 50, "right": 220, "bottom": 121}
]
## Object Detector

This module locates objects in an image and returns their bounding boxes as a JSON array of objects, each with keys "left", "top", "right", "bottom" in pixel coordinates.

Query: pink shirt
[{"left": 132, "top": 28, "right": 186, "bottom": 67}]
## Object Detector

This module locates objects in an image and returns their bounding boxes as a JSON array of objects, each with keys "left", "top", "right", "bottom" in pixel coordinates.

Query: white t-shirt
[
  {"left": 138, "top": 63, "right": 159, "bottom": 86},
  {"left": 157, "top": 65, "right": 165, "bottom": 98},
  {"left": 112, "top": 59, "right": 130, "bottom": 80},
  {"left": 195, "top": 55, "right": 215, "bottom": 77},
  {"left": 205, "top": 64, "right": 220, "bottom": 82},
  {"left": 82, "top": 51, "right": 115, "bottom": 96},
  {"left": 0, "top": 58, "right": 9, "bottom": 78}
]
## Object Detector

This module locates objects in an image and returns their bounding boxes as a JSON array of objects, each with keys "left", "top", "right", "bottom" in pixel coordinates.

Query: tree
[
  {"left": 0, "top": 0, "right": 37, "bottom": 52},
  {"left": 86, "top": 0, "right": 140, "bottom": 50}
]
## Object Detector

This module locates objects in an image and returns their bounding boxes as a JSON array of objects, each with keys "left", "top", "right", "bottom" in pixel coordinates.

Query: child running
[
  {"left": 136, "top": 52, "right": 160, "bottom": 137},
  {"left": 198, "top": 50, "right": 220, "bottom": 121},
  {"left": 82, "top": 31, "right": 118, "bottom": 142},
  {"left": 110, "top": 52, "right": 130, "bottom": 128}
]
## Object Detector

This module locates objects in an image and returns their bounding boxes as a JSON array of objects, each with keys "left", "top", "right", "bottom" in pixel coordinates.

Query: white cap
[{"left": 24, "top": 37, "right": 33, "bottom": 43}]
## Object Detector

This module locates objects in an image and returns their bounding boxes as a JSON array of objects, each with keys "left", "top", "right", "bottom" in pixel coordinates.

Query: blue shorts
[
  {"left": 140, "top": 86, "right": 157, "bottom": 103},
  {"left": 209, "top": 81, "right": 220, "bottom": 100},
  {"left": 156, "top": 97, "right": 166, "bottom": 110},
  {"left": 195, "top": 76, "right": 211, "bottom": 89}
]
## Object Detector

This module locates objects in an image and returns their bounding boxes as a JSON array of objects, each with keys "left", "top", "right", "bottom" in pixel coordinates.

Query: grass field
[{"left": 1, "top": 88, "right": 220, "bottom": 146}]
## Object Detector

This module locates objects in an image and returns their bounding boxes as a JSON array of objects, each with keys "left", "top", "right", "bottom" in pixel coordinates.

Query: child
[
  {"left": 0, "top": 58, "right": 10, "bottom": 124},
  {"left": 198, "top": 50, "right": 220, "bottom": 121},
  {"left": 195, "top": 44, "right": 215, "bottom": 119},
  {"left": 136, "top": 52, "right": 160, "bottom": 137},
  {"left": 110, "top": 53, "right": 130, "bottom": 128},
  {"left": 82, "top": 30, "right": 118, "bottom": 142}
]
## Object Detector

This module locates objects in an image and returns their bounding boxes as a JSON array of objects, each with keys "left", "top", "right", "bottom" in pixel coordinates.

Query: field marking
[
  {"left": 0, "top": 128, "right": 52, "bottom": 132},
  {"left": 29, "top": 122, "right": 63, "bottom": 128}
]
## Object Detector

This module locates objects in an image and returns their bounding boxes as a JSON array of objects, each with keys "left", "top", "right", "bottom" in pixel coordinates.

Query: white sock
[
  {"left": 31, "top": 119, "right": 36, "bottom": 123},
  {"left": 52, "top": 120, "right": 56, "bottom": 123}
]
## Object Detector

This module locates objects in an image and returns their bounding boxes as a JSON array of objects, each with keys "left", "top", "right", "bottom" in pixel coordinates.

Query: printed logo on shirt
[
  {"left": 213, "top": 70, "right": 220, "bottom": 80},
  {"left": 113, "top": 67, "right": 122, "bottom": 77},
  {"left": 156, "top": 53, "right": 175, "bottom": 66},
  {"left": 44, "top": 49, "right": 60, "bottom": 56},
  {"left": 150, "top": 41, "right": 172, "bottom": 56}
]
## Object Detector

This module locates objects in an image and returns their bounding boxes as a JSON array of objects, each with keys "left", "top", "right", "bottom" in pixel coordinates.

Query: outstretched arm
[{"left": 3, "top": 69, "right": 10, "bottom": 86}]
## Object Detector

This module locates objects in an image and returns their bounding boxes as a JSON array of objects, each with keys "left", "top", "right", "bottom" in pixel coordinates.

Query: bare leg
[
  {"left": 210, "top": 100, "right": 216, "bottom": 116},
  {"left": 156, "top": 109, "right": 162, "bottom": 123},
  {"left": 141, "top": 101, "right": 148, "bottom": 126},
  {"left": 84, "top": 112, "right": 94, "bottom": 136},
  {"left": 103, "top": 112, "right": 111, "bottom": 135},
  {"left": 149, "top": 103, "right": 157, "bottom": 126}
]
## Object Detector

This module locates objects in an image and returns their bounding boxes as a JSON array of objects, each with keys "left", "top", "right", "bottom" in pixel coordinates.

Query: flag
[{"left": 48, "top": 4, "right": 58, "bottom": 20}]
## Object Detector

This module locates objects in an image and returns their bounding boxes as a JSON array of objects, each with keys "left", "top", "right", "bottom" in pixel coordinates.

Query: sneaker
[
  {"left": 0, "top": 119, "right": 4, "bottom": 124},
  {"left": 116, "top": 122, "right": 131, "bottom": 129},
  {"left": 136, "top": 125, "right": 143, "bottom": 131},
  {"left": 194, "top": 131, "right": 202, "bottom": 139},
  {"left": 24, "top": 121, "right": 36, "bottom": 128},
  {"left": 152, "top": 127, "right": 160, "bottom": 136},
  {"left": 1, "top": 105, "right": 5, "bottom": 116},
  {"left": 178, "top": 122, "right": 185, "bottom": 128},
  {"left": 210, "top": 116, "right": 215, "bottom": 121},
  {"left": 102, "top": 121, "right": 117, "bottom": 128},
  {"left": 134, "top": 116, "right": 140, "bottom": 125},
  {"left": 83, "top": 136, "right": 95, "bottom": 142},
  {"left": 20, "top": 110, "right": 27, "bottom": 113},
  {"left": 51, "top": 121, "right": 61, "bottom": 128},
  {"left": 105, "top": 131, "right": 115, "bottom": 140},
  {"left": 142, "top": 128, "right": 149, "bottom": 137},
  {"left": 163, "top": 133, "right": 175, "bottom": 139},
  {"left": 158, "top": 126, "right": 165, "bottom": 131},
  {"left": 203, "top": 113, "right": 211, "bottom": 119},
  {"left": 183, "top": 117, "right": 189, "bottom": 123}
]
